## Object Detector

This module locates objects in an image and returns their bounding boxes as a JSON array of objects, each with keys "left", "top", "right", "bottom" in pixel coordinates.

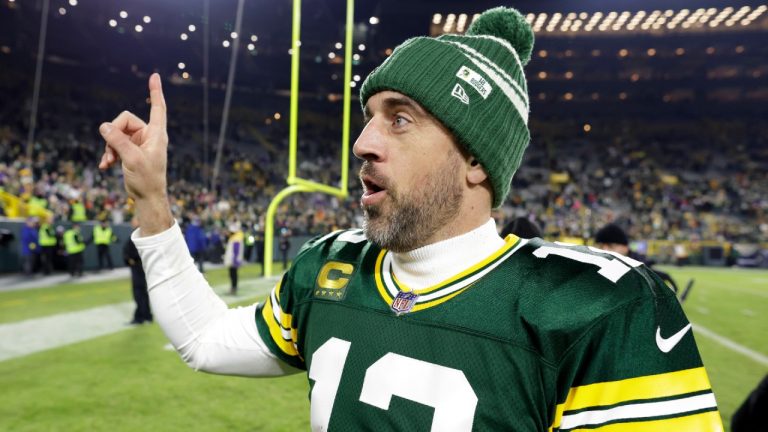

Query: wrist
[{"left": 135, "top": 195, "right": 174, "bottom": 237}]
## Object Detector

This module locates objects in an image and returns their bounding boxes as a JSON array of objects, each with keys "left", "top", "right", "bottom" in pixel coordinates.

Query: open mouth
[{"left": 361, "top": 175, "right": 388, "bottom": 205}]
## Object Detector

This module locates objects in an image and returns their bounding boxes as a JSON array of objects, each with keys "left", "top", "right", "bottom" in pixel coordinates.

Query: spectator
[
  {"left": 63, "top": 223, "right": 86, "bottom": 277},
  {"left": 123, "top": 218, "right": 152, "bottom": 325},
  {"left": 20, "top": 216, "right": 39, "bottom": 275},
  {"left": 93, "top": 219, "right": 117, "bottom": 271},
  {"left": 224, "top": 222, "right": 244, "bottom": 295},
  {"left": 184, "top": 217, "right": 207, "bottom": 272},
  {"left": 38, "top": 215, "right": 57, "bottom": 275}
]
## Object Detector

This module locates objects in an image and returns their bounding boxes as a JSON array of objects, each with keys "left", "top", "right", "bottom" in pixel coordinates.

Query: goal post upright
[{"left": 264, "top": 0, "right": 355, "bottom": 277}]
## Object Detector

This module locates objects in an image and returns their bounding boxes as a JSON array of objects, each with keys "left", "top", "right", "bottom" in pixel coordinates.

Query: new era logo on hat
[{"left": 451, "top": 83, "right": 470, "bottom": 105}]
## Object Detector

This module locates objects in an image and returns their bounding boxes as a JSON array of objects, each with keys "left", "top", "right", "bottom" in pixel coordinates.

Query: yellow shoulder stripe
[
  {"left": 551, "top": 367, "right": 712, "bottom": 429},
  {"left": 565, "top": 410, "right": 723, "bottom": 432},
  {"left": 260, "top": 283, "right": 299, "bottom": 357}
]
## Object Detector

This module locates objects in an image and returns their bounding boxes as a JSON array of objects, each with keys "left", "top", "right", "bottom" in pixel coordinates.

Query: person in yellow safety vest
[
  {"left": 38, "top": 216, "right": 58, "bottom": 275},
  {"left": 93, "top": 219, "right": 117, "bottom": 271},
  {"left": 69, "top": 199, "right": 87, "bottom": 222},
  {"left": 63, "top": 223, "right": 86, "bottom": 277}
]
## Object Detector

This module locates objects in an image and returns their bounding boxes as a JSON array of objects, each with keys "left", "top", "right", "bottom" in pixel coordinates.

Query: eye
[{"left": 393, "top": 115, "right": 410, "bottom": 128}]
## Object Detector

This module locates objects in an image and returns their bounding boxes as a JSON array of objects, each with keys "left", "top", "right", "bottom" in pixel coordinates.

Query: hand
[{"left": 98, "top": 73, "right": 173, "bottom": 236}]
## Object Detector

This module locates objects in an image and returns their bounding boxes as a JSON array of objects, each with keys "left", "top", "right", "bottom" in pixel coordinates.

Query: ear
[{"left": 466, "top": 157, "right": 488, "bottom": 186}]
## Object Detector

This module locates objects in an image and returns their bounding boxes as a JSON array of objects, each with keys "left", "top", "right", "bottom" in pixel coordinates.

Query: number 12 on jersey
[{"left": 309, "top": 337, "right": 478, "bottom": 431}]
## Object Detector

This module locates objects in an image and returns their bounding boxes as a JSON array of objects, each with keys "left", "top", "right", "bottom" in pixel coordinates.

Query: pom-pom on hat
[{"left": 360, "top": 7, "right": 534, "bottom": 208}]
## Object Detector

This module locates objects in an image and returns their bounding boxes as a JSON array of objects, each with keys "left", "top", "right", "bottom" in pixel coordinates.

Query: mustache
[{"left": 359, "top": 163, "right": 390, "bottom": 190}]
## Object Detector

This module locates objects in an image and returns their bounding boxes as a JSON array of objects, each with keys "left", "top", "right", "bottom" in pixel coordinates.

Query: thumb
[{"left": 99, "top": 122, "right": 141, "bottom": 163}]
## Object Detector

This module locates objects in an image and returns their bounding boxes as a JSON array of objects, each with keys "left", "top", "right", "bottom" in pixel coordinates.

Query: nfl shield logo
[{"left": 391, "top": 291, "right": 418, "bottom": 315}]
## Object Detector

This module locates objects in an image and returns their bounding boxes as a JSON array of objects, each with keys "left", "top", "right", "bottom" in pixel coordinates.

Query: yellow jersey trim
[{"left": 550, "top": 367, "right": 714, "bottom": 430}]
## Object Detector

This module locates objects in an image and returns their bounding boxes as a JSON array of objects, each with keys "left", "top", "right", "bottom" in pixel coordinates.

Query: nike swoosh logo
[{"left": 656, "top": 323, "right": 693, "bottom": 353}]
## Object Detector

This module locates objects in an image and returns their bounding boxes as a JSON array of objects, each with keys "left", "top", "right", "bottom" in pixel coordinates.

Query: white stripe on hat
[
  {"left": 445, "top": 44, "right": 528, "bottom": 124},
  {"left": 445, "top": 40, "right": 529, "bottom": 106},
  {"left": 464, "top": 34, "right": 525, "bottom": 73}
]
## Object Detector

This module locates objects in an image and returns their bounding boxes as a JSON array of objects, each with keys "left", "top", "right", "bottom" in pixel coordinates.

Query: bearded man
[{"left": 98, "top": 7, "right": 722, "bottom": 431}]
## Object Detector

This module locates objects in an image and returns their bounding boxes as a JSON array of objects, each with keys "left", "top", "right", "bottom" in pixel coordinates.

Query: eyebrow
[{"left": 363, "top": 95, "right": 427, "bottom": 124}]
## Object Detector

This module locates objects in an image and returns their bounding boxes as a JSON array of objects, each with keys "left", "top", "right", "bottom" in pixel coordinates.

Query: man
[
  {"left": 98, "top": 7, "right": 722, "bottom": 430},
  {"left": 62, "top": 223, "right": 86, "bottom": 277},
  {"left": 38, "top": 215, "right": 58, "bottom": 275},
  {"left": 594, "top": 222, "right": 683, "bottom": 295},
  {"left": 123, "top": 217, "right": 152, "bottom": 325},
  {"left": 93, "top": 219, "right": 117, "bottom": 271},
  {"left": 224, "top": 222, "right": 244, "bottom": 295},
  {"left": 184, "top": 216, "right": 207, "bottom": 272},
  {"left": 20, "top": 216, "right": 39, "bottom": 275}
]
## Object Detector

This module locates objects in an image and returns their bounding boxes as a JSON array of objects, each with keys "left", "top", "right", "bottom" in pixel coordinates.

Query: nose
[{"left": 352, "top": 120, "right": 385, "bottom": 163}]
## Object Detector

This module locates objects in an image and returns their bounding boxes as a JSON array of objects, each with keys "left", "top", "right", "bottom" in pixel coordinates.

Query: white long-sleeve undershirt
[{"left": 134, "top": 219, "right": 504, "bottom": 376}]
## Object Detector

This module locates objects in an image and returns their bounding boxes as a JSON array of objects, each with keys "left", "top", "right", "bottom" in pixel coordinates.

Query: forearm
[{"left": 132, "top": 223, "right": 297, "bottom": 377}]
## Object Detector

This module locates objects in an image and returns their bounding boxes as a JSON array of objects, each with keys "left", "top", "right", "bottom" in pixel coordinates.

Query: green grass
[
  {"left": 0, "top": 265, "right": 765, "bottom": 430},
  {"left": 658, "top": 266, "right": 768, "bottom": 429}
]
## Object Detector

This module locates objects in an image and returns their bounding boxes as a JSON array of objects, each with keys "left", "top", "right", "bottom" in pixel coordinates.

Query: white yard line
[
  {"left": 693, "top": 322, "right": 768, "bottom": 367},
  {"left": 0, "top": 277, "right": 278, "bottom": 362}
]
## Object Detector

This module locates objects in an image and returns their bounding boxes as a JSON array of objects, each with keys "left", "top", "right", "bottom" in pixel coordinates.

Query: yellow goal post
[{"left": 263, "top": 0, "right": 355, "bottom": 277}]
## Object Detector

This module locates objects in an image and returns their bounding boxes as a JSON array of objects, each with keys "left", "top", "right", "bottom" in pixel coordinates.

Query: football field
[{"left": 0, "top": 265, "right": 765, "bottom": 431}]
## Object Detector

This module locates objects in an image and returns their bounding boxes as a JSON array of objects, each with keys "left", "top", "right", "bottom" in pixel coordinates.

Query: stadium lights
[
  {"left": 353, "top": 74, "right": 361, "bottom": 82},
  {"left": 247, "top": 43, "right": 255, "bottom": 50},
  {"left": 335, "top": 42, "right": 342, "bottom": 49},
  {"left": 109, "top": 19, "right": 117, "bottom": 27},
  {"left": 358, "top": 44, "right": 366, "bottom": 51},
  {"left": 369, "top": 16, "right": 379, "bottom": 25},
  {"left": 230, "top": 32, "right": 238, "bottom": 39},
  {"left": 182, "top": 72, "right": 190, "bottom": 79},
  {"left": 432, "top": 14, "right": 442, "bottom": 25},
  {"left": 180, "top": 33, "right": 188, "bottom": 40},
  {"left": 143, "top": 16, "right": 151, "bottom": 24},
  {"left": 457, "top": 14, "right": 468, "bottom": 32},
  {"left": 350, "top": 81, "right": 357, "bottom": 88},
  {"left": 353, "top": 53, "right": 360, "bottom": 61},
  {"left": 178, "top": 62, "right": 185, "bottom": 70},
  {"left": 119, "top": 11, "right": 127, "bottom": 19},
  {"left": 58, "top": 7, "right": 66, "bottom": 15},
  {"left": 328, "top": 52, "right": 336, "bottom": 59},
  {"left": 68, "top": 0, "right": 77, "bottom": 6},
  {"left": 251, "top": 35, "right": 258, "bottom": 42},
  {"left": 222, "top": 40, "right": 230, "bottom": 48},
  {"left": 135, "top": 24, "right": 143, "bottom": 32},
  {"left": 189, "top": 25, "right": 196, "bottom": 32}
]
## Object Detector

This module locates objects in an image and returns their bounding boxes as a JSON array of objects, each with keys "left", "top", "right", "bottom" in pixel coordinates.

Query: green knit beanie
[{"left": 360, "top": 7, "right": 534, "bottom": 208}]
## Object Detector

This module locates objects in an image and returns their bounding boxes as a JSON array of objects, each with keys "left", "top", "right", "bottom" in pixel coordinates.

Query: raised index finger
[{"left": 148, "top": 73, "right": 167, "bottom": 128}]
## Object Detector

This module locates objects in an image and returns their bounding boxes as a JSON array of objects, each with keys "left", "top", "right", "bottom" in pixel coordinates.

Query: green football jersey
[{"left": 255, "top": 229, "right": 724, "bottom": 431}]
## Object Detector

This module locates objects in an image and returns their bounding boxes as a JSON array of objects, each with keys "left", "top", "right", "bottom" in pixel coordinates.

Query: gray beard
[{"left": 362, "top": 165, "right": 463, "bottom": 253}]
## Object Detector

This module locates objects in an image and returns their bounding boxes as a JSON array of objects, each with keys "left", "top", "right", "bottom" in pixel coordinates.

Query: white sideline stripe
[
  {"left": 560, "top": 393, "right": 716, "bottom": 429},
  {"left": 693, "top": 322, "right": 768, "bottom": 367},
  {"left": 0, "top": 278, "right": 278, "bottom": 362}
]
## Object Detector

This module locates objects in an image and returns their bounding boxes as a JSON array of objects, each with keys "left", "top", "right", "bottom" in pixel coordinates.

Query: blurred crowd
[{"left": 1, "top": 95, "right": 766, "bottom": 245}]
